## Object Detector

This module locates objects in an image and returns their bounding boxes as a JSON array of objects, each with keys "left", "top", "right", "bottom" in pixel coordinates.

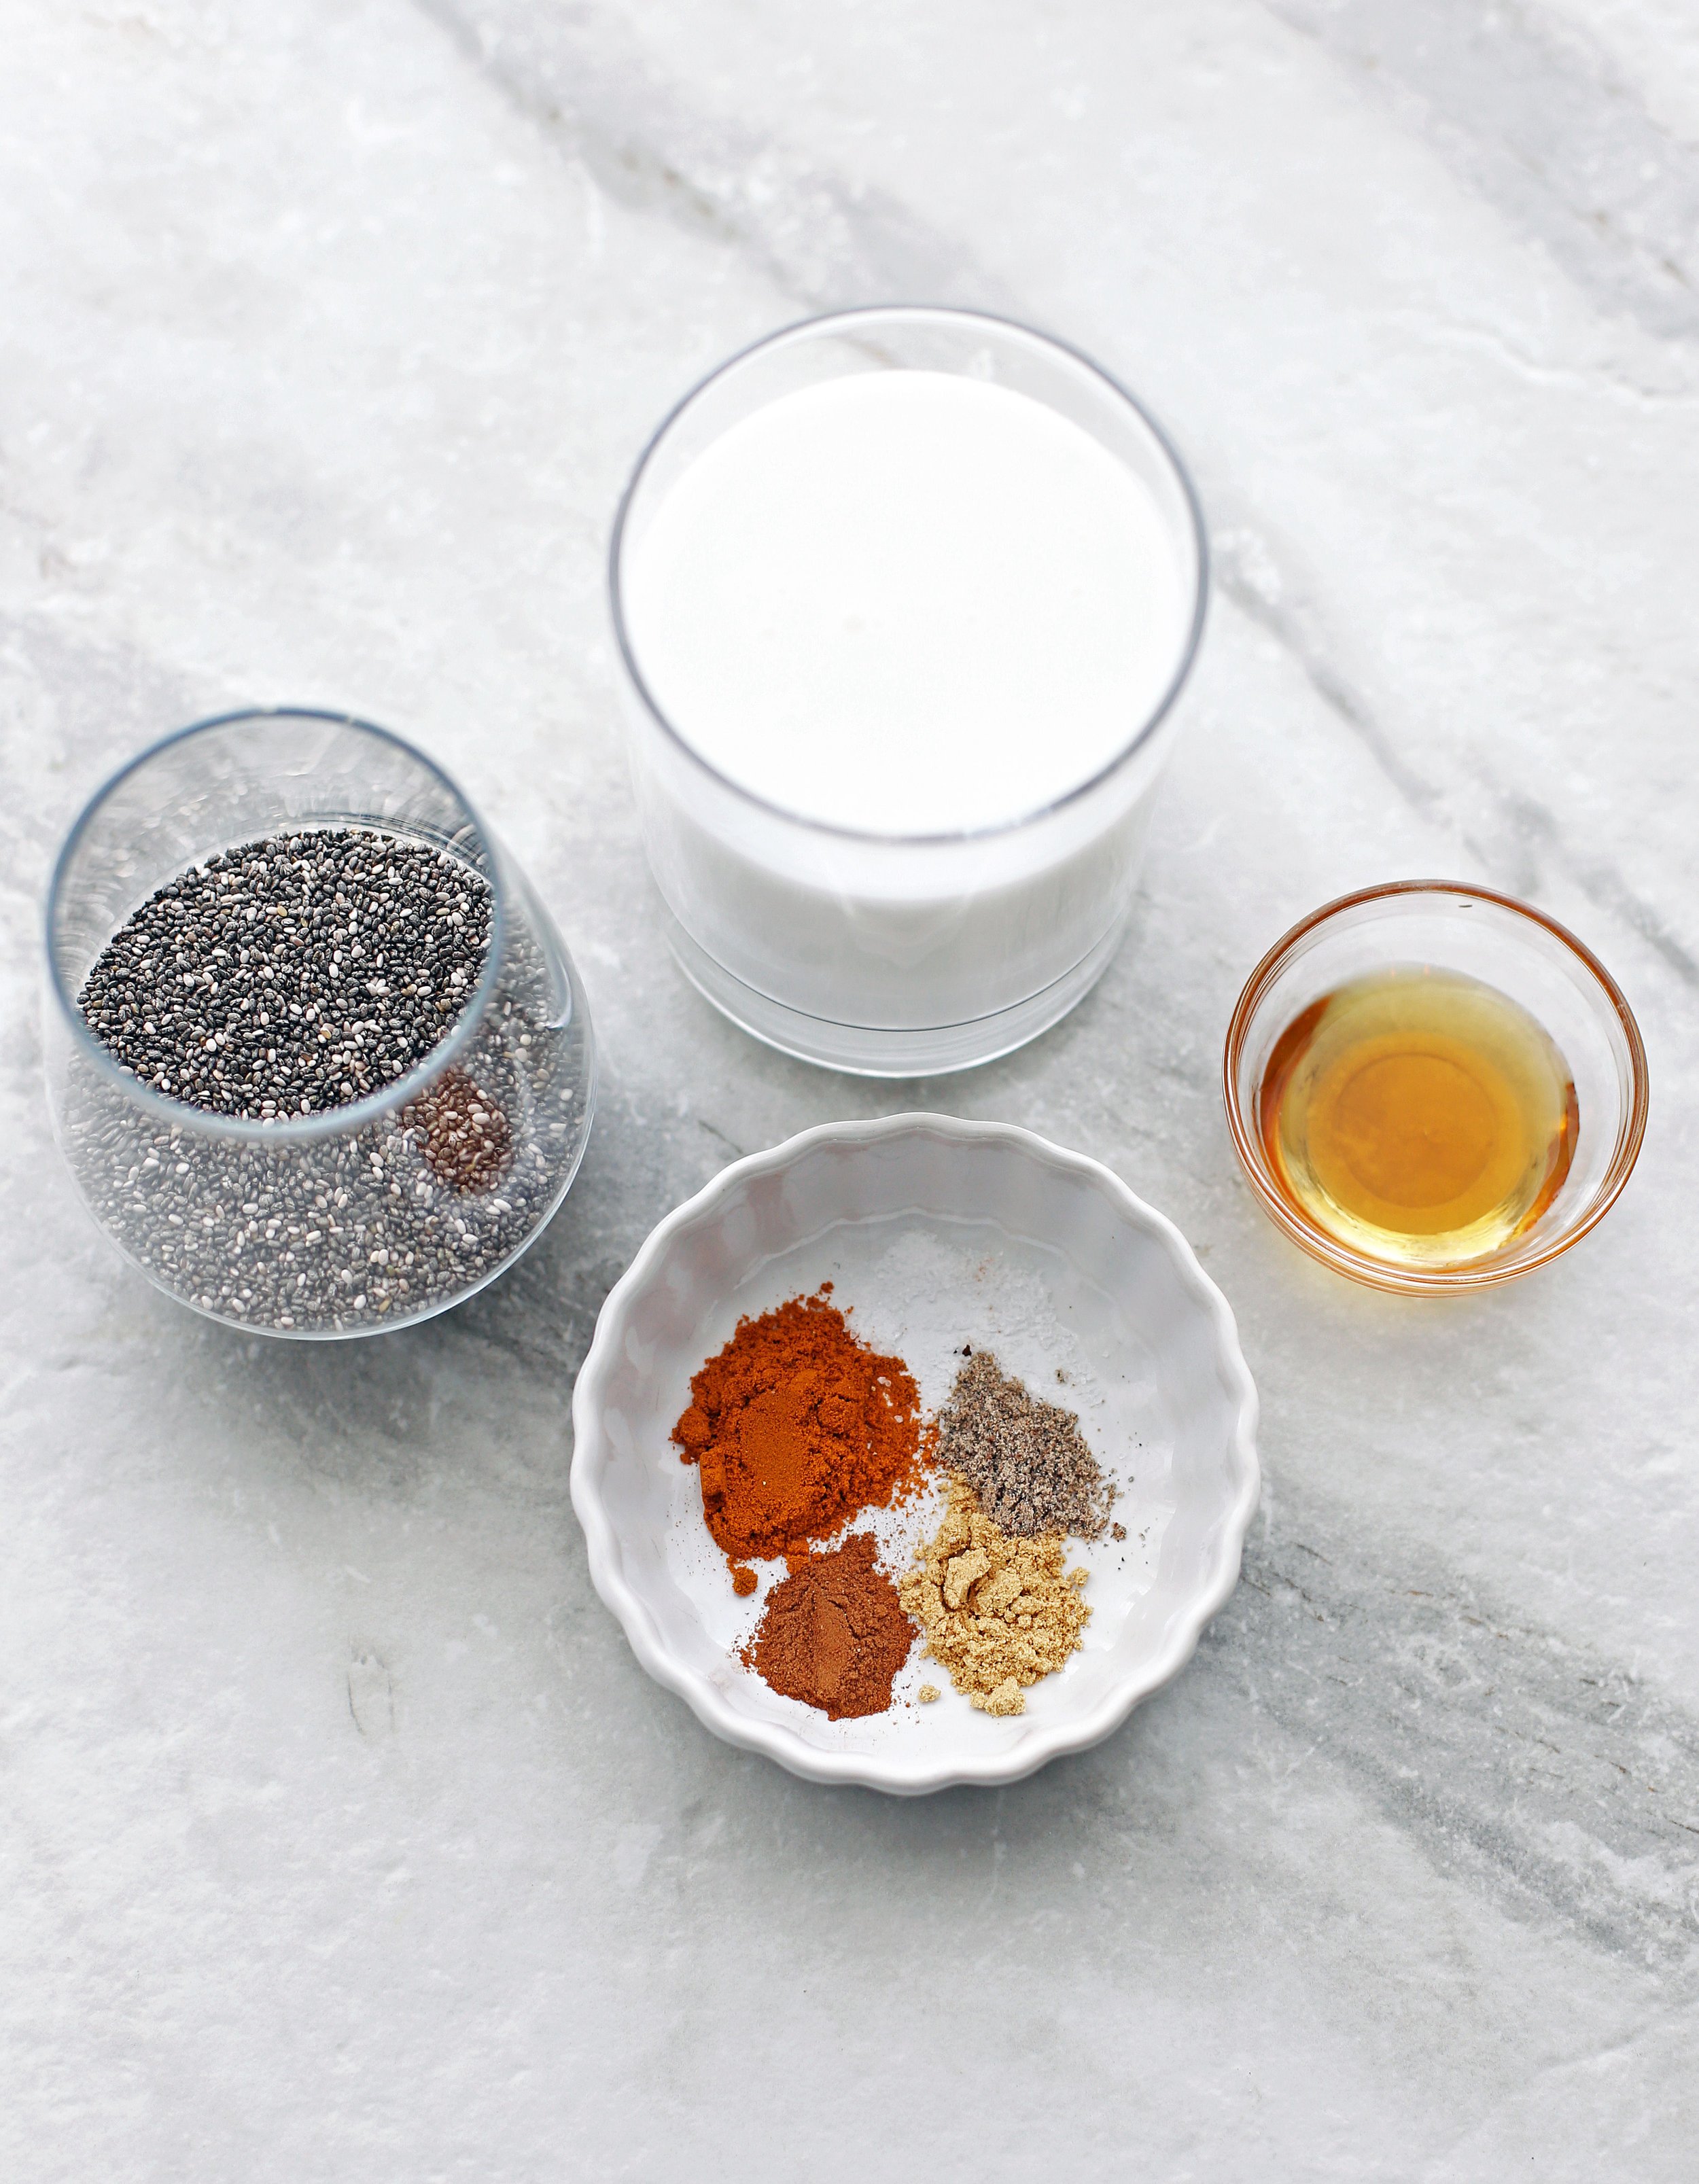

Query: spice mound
[
  {"left": 672, "top": 1288, "right": 927, "bottom": 1564},
  {"left": 899, "top": 1478, "right": 1090, "bottom": 1716},
  {"left": 936, "top": 1349, "right": 1113, "bottom": 1540},
  {"left": 743, "top": 1534, "right": 915, "bottom": 1721},
  {"left": 77, "top": 828, "right": 492, "bottom": 1121}
]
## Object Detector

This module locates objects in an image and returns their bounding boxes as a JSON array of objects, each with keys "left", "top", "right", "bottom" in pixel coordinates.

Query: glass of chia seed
[{"left": 43, "top": 708, "right": 595, "bottom": 1337}]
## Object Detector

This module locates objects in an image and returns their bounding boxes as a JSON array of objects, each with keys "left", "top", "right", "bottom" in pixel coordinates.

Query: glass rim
[
  {"left": 1220, "top": 878, "right": 1651, "bottom": 1294},
  {"left": 607, "top": 302, "right": 1211, "bottom": 848},
  {"left": 43, "top": 706, "right": 511, "bottom": 1148}
]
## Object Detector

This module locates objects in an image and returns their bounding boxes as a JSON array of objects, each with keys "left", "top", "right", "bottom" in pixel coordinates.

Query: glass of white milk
[{"left": 611, "top": 307, "right": 1206, "bottom": 1076}]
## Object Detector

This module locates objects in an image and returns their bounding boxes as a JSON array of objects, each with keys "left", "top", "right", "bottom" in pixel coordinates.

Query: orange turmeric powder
[{"left": 672, "top": 1287, "right": 928, "bottom": 1568}]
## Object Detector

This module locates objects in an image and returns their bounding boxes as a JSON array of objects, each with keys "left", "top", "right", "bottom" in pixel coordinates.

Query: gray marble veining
[
  {"left": 1268, "top": 0, "right": 1699, "bottom": 342},
  {"left": 2, "top": 1, "right": 1696, "bottom": 2176},
  {"left": 1223, "top": 1498, "right": 1699, "bottom": 1976},
  {"left": 417, "top": 0, "right": 1017, "bottom": 317}
]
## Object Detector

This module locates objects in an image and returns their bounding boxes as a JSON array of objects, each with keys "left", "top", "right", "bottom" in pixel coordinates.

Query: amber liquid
[{"left": 1259, "top": 966, "right": 1578, "bottom": 1269}]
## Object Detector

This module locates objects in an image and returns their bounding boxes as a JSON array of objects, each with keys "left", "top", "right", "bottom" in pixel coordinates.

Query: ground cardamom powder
[
  {"left": 898, "top": 1477, "right": 1090, "bottom": 1716},
  {"left": 934, "top": 1349, "right": 1113, "bottom": 1540}
]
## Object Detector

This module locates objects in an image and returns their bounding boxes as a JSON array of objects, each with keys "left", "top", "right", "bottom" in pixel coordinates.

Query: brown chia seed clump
[{"left": 406, "top": 1067, "right": 513, "bottom": 1192}]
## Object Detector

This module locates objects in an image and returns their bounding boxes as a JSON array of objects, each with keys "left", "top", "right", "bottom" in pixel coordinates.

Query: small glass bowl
[
  {"left": 43, "top": 709, "right": 595, "bottom": 1338},
  {"left": 1222, "top": 881, "right": 1648, "bottom": 1294}
]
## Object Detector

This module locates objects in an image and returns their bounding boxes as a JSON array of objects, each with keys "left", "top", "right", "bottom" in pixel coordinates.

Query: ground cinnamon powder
[
  {"left": 672, "top": 1288, "right": 927, "bottom": 1566},
  {"left": 742, "top": 1534, "right": 915, "bottom": 1719}
]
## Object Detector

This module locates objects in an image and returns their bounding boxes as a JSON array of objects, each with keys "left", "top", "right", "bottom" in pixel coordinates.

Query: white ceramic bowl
[{"left": 570, "top": 1114, "right": 1259, "bottom": 1793}]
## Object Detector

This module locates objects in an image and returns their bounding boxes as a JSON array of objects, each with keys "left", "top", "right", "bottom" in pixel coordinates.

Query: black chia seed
[
  {"left": 77, "top": 828, "right": 491, "bottom": 1119},
  {"left": 60, "top": 825, "right": 589, "bottom": 1335},
  {"left": 934, "top": 1350, "right": 1115, "bottom": 1540}
]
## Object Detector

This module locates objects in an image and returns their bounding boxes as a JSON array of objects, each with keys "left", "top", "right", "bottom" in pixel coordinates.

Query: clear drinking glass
[
  {"left": 43, "top": 709, "right": 595, "bottom": 1337},
  {"left": 610, "top": 306, "right": 1208, "bottom": 1077}
]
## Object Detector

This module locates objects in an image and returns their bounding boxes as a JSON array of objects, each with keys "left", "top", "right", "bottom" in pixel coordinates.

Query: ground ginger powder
[{"left": 898, "top": 1477, "right": 1090, "bottom": 1716}]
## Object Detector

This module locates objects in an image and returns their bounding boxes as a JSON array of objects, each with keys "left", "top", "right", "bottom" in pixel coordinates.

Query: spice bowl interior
[
  {"left": 570, "top": 1112, "right": 1259, "bottom": 1794},
  {"left": 43, "top": 708, "right": 595, "bottom": 1337},
  {"left": 1223, "top": 881, "right": 1649, "bottom": 1295}
]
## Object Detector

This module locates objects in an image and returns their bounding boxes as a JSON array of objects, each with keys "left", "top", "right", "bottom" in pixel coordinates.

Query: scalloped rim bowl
[{"left": 570, "top": 1113, "right": 1260, "bottom": 1794}]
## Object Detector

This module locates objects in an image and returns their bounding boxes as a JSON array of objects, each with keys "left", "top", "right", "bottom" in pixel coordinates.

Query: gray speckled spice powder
[{"left": 934, "top": 1348, "right": 1114, "bottom": 1539}]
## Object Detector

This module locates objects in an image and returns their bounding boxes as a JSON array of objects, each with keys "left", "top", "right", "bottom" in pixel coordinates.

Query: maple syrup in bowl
[{"left": 1223, "top": 883, "right": 1647, "bottom": 1293}]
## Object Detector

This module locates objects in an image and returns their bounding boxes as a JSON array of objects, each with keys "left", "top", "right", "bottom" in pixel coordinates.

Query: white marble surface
[{"left": 3, "top": 3, "right": 1697, "bottom": 2175}]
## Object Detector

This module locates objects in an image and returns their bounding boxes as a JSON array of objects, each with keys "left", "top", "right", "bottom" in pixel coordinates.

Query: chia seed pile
[
  {"left": 77, "top": 829, "right": 490, "bottom": 1119},
  {"left": 934, "top": 1348, "right": 1115, "bottom": 1539},
  {"left": 63, "top": 825, "right": 588, "bottom": 1334}
]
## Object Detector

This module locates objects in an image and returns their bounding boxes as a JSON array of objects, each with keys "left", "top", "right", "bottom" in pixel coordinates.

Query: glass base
[{"left": 661, "top": 905, "right": 1129, "bottom": 1077}]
